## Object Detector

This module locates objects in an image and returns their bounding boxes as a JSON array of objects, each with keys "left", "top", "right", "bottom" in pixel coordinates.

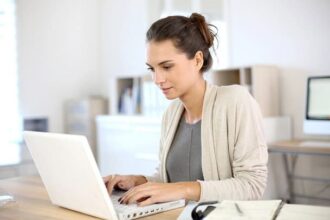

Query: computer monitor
[{"left": 303, "top": 76, "right": 330, "bottom": 135}]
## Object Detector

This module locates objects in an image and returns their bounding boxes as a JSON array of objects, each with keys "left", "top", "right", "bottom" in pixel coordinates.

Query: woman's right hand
[{"left": 103, "top": 174, "right": 147, "bottom": 195}]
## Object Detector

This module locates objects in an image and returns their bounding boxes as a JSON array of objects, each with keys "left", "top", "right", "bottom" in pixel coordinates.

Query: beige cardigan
[{"left": 147, "top": 83, "right": 268, "bottom": 202}]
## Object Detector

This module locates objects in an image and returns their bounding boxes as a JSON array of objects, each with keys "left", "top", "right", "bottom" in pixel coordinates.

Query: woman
[{"left": 103, "top": 13, "right": 268, "bottom": 206}]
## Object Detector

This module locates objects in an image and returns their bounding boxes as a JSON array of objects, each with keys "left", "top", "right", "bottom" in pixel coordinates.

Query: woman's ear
[{"left": 194, "top": 51, "right": 204, "bottom": 71}]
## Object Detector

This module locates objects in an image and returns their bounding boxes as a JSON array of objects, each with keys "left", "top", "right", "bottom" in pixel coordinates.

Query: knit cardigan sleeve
[{"left": 198, "top": 87, "right": 268, "bottom": 201}]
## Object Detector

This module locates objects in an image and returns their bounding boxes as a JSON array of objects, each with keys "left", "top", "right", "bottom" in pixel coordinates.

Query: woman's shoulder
[
  {"left": 210, "top": 84, "right": 251, "bottom": 103},
  {"left": 209, "top": 84, "right": 260, "bottom": 118}
]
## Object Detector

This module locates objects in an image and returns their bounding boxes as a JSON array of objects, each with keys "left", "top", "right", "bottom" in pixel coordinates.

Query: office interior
[{"left": 1, "top": 0, "right": 330, "bottom": 208}]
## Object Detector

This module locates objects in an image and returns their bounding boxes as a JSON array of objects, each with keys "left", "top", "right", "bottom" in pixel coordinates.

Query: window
[{"left": 0, "top": 0, "right": 22, "bottom": 165}]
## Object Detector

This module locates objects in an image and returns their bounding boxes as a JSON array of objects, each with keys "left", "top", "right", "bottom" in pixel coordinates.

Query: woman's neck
[{"left": 180, "top": 79, "right": 206, "bottom": 124}]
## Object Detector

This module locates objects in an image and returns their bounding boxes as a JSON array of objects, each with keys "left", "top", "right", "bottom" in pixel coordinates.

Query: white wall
[
  {"left": 100, "top": 0, "right": 149, "bottom": 114},
  {"left": 17, "top": 0, "right": 102, "bottom": 132},
  {"left": 228, "top": 0, "right": 330, "bottom": 139}
]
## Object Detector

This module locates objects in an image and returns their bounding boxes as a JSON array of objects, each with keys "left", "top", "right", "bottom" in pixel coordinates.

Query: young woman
[{"left": 103, "top": 13, "right": 268, "bottom": 206}]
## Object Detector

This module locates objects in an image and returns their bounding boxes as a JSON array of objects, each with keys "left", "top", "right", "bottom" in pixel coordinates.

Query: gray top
[{"left": 166, "top": 115, "right": 204, "bottom": 182}]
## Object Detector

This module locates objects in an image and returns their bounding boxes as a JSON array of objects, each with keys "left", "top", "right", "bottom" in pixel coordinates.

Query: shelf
[
  {"left": 114, "top": 75, "right": 170, "bottom": 116},
  {"left": 210, "top": 65, "right": 280, "bottom": 117}
]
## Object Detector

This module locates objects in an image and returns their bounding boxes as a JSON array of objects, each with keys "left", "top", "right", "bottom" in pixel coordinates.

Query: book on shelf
[
  {"left": 118, "top": 78, "right": 142, "bottom": 115},
  {"left": 117, "top": 76, "right": 171, "bottom": 116}
]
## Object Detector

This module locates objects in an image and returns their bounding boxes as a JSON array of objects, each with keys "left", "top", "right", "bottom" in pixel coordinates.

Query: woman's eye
[
  {"left": 147, "top": 67, "right": 154, "bottom": 72},
  {"left": 163, "top": 66, "right": 172, "bottom": 70}
]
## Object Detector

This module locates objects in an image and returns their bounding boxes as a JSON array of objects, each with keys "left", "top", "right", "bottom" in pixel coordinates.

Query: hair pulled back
[{"left": 146, "top": 13, "right": 217, "bottom": 72}]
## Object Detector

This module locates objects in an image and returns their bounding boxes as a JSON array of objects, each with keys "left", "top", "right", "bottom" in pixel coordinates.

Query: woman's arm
[{"left": 199, "top": 87, "right": 268, "bottom": 201}]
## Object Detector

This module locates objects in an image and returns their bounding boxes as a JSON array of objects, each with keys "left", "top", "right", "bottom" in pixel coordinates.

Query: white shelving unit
[
  {"left": 64, "top": 97, "right": 108, "bottom": 161},
  {"left": 208, "top": 65, "right": 280, "bottom": 117}
]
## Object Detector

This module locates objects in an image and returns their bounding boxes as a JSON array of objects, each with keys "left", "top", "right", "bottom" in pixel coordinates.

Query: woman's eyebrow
[
  {"left": 146, "top": 60, "right": 173, "bottom": 67},
  {"left": 158, "top": 60, "right": 173, "bottom": 65},
  {"left": 146, "top": 63, "right": 153, "bottom": 68}
]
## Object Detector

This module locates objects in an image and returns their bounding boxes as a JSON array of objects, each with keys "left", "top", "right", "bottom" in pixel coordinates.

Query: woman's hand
[
  {"left": 103, "top": 174, "right": 147, "bottom": 194},
  {"left": 118, "top": 181, "right": 201, "bottom": 206}
]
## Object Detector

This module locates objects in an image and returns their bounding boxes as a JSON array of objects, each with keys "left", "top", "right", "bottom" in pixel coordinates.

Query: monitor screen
[
  {"left": 304, "top": 76, "right": 330, "bottom": 135},
  {"left": 306, "top": 77, "right": 330, "bottom": 120}
]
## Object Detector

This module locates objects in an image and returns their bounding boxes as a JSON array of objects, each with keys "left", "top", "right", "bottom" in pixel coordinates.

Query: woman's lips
[{"left": 161, "top": 87, "right": 172, "bottom": 94}]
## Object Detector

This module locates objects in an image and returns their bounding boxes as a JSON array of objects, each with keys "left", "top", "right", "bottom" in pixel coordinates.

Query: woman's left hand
[{"left": 118, "top": 181, "right": 201, "bottom": 206}]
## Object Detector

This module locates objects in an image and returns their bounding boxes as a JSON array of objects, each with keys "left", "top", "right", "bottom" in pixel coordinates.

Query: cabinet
[
  {"left": 96, "top": 116, "right": 290, "bottom": 178},
  {"left": 208, "top": 65, "right": 280, "bottom": 117},
  {"left": 64, "top": 97, "right": 108, "bottom": 160}
]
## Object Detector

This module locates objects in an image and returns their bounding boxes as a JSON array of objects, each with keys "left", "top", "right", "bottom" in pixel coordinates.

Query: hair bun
[
  {"left": 146, "top": 12, "right": 218, "bottom": 72},
  {"left": 189, "top": 13, "right": 214, "bottom": 48}
]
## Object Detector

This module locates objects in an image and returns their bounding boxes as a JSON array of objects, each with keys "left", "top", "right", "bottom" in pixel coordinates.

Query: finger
[
  {"left": 119, "top": 182, "right": 153, "bottom": 202},
  {"left": 119, "top": 185, "right": 140, "bottom": 203},
  {"left": 136, "top": 196, "right": 150, "bottom": 203},
  {"left": 102, "top": 175, "right": 110, "bottom": 183},
  {"left": 117, "top": 182, "right": 131, "bottom": 190},
  {"left": 120, "top": 186, "right": 151, "bottom": 204},
  {"left": 106, "top": 175, "right": 120, "bottom": 194},
  {"left": 138, "top": 197, "right": 155, "bottom": 207},
  {"left": 119, "top": 186, "right": 137, "bottom": 203},
  {"left": 126, "top": 189, "right": 151, "bottom": 204},
  {"left": 120, "top": 182, "right": 148, "bottom": 199}
]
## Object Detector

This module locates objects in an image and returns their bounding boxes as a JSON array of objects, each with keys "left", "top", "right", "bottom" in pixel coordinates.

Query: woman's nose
[{"left": 153, "top": 71, "right": 166, "bottom": 85}]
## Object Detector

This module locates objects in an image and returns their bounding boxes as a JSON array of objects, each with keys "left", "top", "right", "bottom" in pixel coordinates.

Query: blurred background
[{"left": 0, "top": 0, "right": 329, "bottom": 206}]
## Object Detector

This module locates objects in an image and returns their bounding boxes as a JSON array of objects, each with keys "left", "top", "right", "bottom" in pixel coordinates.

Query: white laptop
[{"left": 23, "top": 131, "right": 185, "bottom": 220}]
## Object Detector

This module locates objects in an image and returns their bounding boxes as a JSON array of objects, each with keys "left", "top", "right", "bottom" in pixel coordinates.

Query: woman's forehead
[
  {"left": 146, "top": 40, "right": 185, "bottom": 64},
  {"left": 147, "top": 40, "right": 178, "bottom": 54}
]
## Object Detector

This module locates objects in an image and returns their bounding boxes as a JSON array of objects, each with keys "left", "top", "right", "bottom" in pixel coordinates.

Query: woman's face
[{"left": 146, "top": 40, "right": 203, "bottom": 100}]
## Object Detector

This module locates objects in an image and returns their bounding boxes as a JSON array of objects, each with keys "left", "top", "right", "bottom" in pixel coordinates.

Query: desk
[
  {"left": 268, "top": 140, "right": 330, "bottom": 203},
  {"left": 0, "top": 176, "right": 182, "bottom": 220}
]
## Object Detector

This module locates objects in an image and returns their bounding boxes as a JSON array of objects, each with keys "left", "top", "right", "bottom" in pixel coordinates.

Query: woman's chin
[{"left": 164, "top": 93, "right": 178, "bottom": 100}]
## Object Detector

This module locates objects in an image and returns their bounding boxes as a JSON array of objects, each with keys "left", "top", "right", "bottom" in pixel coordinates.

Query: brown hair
[{"left": 146, "top": 13, "right": 217, "bottom": 73}]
